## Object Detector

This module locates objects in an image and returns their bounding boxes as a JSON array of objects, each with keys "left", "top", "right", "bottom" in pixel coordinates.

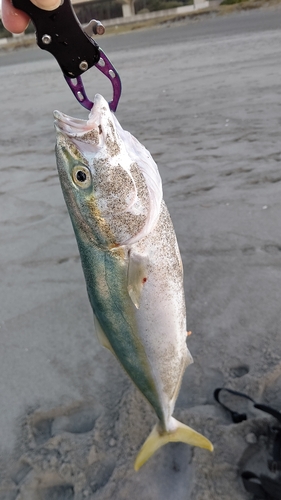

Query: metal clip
[
  {"left": 84, "top": 19, "right": 106, "bottom": 37},
  {"left": 65, "top": 48, "right": 121, "bottom": 112},
  {"left": 11, "top": 0, "right": 122, "bottom": 111}
]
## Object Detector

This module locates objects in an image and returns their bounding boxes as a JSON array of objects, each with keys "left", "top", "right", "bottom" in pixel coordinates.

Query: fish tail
[{"left": 134, "top": 418, "right": 213, "bottom": 471}]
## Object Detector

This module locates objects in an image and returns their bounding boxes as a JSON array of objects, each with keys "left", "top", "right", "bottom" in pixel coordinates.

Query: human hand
[{"left": 2, "top": 0, "right": 60, "bottom": 34}]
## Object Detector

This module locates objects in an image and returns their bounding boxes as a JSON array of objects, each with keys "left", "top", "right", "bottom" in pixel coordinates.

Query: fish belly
[
  {"left": 75, "top": 200, "right": 191, "bottom": 429},
  {"left": 133, "top": 201, "right": 192, "bottom": 428}
]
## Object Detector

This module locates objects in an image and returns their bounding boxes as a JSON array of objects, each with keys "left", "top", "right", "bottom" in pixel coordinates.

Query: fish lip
[
  {"left": 54, "top": 94, "right": 109, "bottom": 137},
  {"left": 54, "top": 110, "right": 91, "bottom": 136}
]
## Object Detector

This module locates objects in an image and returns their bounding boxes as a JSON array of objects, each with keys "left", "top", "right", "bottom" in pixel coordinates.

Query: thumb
[{"left": 30, "top": 0, "right": 61, "bottom": 10}]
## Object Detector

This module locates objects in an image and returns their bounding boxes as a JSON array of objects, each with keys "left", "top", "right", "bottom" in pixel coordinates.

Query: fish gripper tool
[{"left": 11, "top": 0, "right": 122, "bottom": 111}]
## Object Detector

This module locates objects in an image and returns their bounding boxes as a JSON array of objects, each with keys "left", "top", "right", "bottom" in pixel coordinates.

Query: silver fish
[{"left": 54, "top": 94, "right": 213, "bottom": 470}]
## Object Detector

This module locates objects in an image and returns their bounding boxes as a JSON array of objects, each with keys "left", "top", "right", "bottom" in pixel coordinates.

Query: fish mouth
[
  {"left": 53, "top": 111, "right": 90, "bottom": 136},
  {"left": 54, "top": 94, "right": 109, "bottom": 138}
]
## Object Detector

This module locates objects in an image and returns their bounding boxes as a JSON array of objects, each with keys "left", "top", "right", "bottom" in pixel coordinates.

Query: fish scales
[{"left": 54, "top": 94, "right": 213, "bottom": 470}]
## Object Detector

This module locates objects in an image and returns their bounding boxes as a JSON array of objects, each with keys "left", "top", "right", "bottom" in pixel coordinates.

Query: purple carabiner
[{"left": 65, "top": 49, "right": 122, "bottom": 112}]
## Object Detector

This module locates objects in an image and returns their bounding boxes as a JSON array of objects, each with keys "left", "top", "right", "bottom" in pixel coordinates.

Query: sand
[{"left": 1, "top": 7, "right": 281, "bottom": 499}]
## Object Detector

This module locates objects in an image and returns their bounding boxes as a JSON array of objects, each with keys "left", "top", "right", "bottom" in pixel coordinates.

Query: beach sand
[{"left": 1, "top": 8, "right": 281, "bottom": 499}]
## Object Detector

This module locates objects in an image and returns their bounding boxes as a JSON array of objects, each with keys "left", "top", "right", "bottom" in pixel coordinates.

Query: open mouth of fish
[{"left": 54, "top": 94, "right": 107, "bottom": 139}]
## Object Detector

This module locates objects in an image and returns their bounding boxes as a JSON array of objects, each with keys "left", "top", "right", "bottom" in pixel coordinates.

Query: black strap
[
  {"left": 214, "top": 388, "right": 281, "bottom": 499},
  {"left": 242, "top": 471, "right": 281, "bottom": 500},
  {"left": 242, "top": 471, "right": 269, "bottom": 499},
  {"left": 268, "top": 428, "right": 281, "bottom": 473},
  {"left": 255, "top": 405, "right": 281, "bottom": 424},
  {"left": 214, "top": 388, "right": 281, "bottom": 424},
  {"left": 214, "top": 388, "right": 252, "bottom": 423}
]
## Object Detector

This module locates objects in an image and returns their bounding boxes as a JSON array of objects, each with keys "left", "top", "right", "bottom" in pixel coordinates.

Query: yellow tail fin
[{"left": 134, "top": 418, "right": 213, "bottom": 471}]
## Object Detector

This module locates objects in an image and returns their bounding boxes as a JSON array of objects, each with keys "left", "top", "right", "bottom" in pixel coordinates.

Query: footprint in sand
[{"left": 5, "top": 401, "right": 106, "bottom": 500}]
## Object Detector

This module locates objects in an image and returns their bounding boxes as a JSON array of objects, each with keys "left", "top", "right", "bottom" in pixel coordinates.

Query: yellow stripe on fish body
[{"left": 54, "top": 94, "right": 213, "bottom": 469}]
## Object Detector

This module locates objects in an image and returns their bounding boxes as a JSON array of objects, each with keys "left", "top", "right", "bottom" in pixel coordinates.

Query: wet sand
[{"left": 1, "top": 8, "right": 281, "bottom": 499}]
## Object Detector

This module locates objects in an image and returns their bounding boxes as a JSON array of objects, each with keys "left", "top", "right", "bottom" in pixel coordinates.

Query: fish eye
[
  {"left": 76, "top": 170, "right": 86, "bottom": 182},
  {"left": 72, "top": 166, "right": 91, "bottom": 189}
]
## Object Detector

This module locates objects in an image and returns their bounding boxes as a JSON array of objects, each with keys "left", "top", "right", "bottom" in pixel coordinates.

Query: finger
[
  {"left": 31, "top": 0, "right": 61, "bottom": 9},
  {"left": 2, "top": 0, "right": 30, "bottom": 33}
]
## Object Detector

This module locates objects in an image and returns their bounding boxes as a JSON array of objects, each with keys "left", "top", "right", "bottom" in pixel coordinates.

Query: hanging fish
[{"left": 54, "top": 94, "right": 213, "bottom": 471}]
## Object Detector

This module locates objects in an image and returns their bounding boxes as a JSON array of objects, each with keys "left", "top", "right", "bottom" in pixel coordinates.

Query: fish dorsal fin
[
  {"left": 93, "top": 313, "right": 113, "bottom": 353},
  {"left": 127, "top": 250, "right": 149, "bottom": 309}
]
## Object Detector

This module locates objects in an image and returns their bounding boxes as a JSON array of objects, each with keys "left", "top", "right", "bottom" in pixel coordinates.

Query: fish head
[{"left": 54, "top": 94, "right": 162, "bottom": 249}]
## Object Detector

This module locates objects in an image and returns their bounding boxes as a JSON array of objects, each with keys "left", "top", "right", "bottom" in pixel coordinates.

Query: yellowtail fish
[{"left": 54, "top": 94, "right": 213, "bottom": 470}]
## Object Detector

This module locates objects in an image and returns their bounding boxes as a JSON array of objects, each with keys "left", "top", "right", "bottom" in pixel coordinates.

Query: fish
[{"left": 54, "top": 94, "right": 213, "bottom": 470}]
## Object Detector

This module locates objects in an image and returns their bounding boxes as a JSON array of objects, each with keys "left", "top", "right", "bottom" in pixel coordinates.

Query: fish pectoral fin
[
  {"left": 127, "top": 250, "right": 149, "bottom": 309},
  {"left": 93, "top": 314, "right": 113, "bottom": 353},
  {"left": 134, "top": 418, "right": 213, "bottom": 471}
]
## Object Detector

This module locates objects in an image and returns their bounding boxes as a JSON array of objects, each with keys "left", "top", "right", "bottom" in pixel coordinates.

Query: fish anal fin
[
  {"left": 134, "top": 418, "right": 213, "bottom": 471},
  {"left": 127, "top": 251, "right": 149, "bottom": 309},
  {"left": 93, "top": 314, "right": 113, "bottom": 353}
]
